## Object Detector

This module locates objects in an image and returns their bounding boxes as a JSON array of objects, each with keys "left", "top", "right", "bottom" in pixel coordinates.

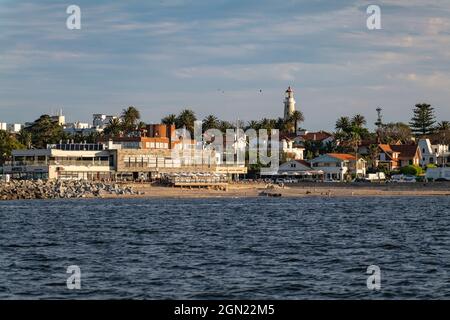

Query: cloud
[{"left": 0, "top": 0, "right": 449, "bottom": 128}]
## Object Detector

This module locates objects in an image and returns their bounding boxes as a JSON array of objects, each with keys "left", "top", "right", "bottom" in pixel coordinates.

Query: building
[
  {"left": 93, "top": 114, "right": 118, "bottom": 129},
  {"left": 280, "top": 135, "right": 305, "bottom": 160},
  {"left": 2, "top": 143, "right": 115, "bottom": 180},
  {"left": 7, "top": 123, "right": 22, "bottom": 133},
  {"left": 283, "top": 86, "right": 296, "bottom": 132},
  {"left": 310, "top": 153, "right": 367, "bottom": 181},
  {"left": 298, "top": 130, "right": 334, "bottom": 146},
  {"left": 50, "top": 109, "right": 66, "bottom": 126},
  {"left": 3, "top": 123, "right": 247, "bottom": 181},
  {"left": 63, "top": 122, "right": 94, "bottom": 135},
  {"left": 0, "top": 122, "right": 7, "bottom": 131},
  {"left": 99, "top": 124, "right": 176, "bottom": 150},
  {"left": 377, "top": 144, "right": 421, "bottom": 171},
  {"left": 418, "top": 138, "right": 450, "bottom": 167}
]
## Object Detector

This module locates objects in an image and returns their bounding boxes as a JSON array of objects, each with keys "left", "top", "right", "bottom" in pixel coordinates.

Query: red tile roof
[
  {"left": 327, "top": 153, "right": 357, "bottom": 161},
  {"left": 301, "top": 131, "right": 332, "bottom": 142},
  {"left": 378, "top": 144, "right": 420, "bottom": 160}
]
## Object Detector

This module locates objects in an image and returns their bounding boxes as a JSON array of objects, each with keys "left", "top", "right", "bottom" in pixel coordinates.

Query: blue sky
[{"left": 0, "top": 0, "right": 449, "bottom": 131}]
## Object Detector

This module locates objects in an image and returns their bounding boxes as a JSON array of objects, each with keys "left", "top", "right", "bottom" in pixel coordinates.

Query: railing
[
  {"left": 4, "top": 160, "right": 110, "bottom": 167},
  {"left": 49, "top": 160, "right": 110, "bottom": 166},
  {"left": 168, "top": 177, "right": 228, "bottom": 184},
  {"left": 3, "top": 161, "right": 47, "bottom": 166}
]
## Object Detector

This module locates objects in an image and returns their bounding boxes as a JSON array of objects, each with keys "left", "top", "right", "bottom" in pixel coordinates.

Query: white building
[
  {"left": 283, "top": 86, "right": 297, "bottom": 132},
  {"left": 50, "top": 109, "right": 66, "bottom": 126},
  {"left": 93, "top": 114, "right": 118, "bottom": 129},
  {"left": 310, "top": 153, "right": 367, "bottom": 181},
  {"left": 3, "top": 143, "right": 114, "bottom": 180},
  {"left": 63, "top": 121, "right": 96, "bottom": 136},
  {"left": 418, "top": 138, "right": 450, "bottom": 167},
  {"left": 0, "top": 122, "right": 7, "bottom": 131},
  {"left": 281, "top": 137, "right": 305, "bottom": 160},
  {"left": 7, "top": 123, "right": 22, "bottom": 133},
  {"left": 283, "top": 86, "right": 296, "bottom": 119}
]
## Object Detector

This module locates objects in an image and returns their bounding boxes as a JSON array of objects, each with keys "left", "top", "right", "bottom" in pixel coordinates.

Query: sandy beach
[{"left": 102, "top": 182, "right": 450, "bottom": 199}]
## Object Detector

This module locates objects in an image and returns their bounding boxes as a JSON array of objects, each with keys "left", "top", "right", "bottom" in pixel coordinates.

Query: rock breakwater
[{"left": 0, "top": 180, "right": 142, "bottom": 200}]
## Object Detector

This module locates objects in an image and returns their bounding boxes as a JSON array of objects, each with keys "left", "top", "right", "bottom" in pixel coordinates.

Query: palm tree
[
  {"left": 161, "top": 114, "right": 177, "bottom": 126},
  {"left": 368, "top": 144, "right": 380, "bottom": 170},
  {"left": 335, "top": 116, "right": 351, "bottom": 132},
  {"left": 104, "top": 118, "right": 123, "bottom": 137},
  {"left": 176, "top": 109, "right": 197, "bottom": 134},
  {"left": 17, "top": 129, "right": 32, "bottom": 149},
  {"left": 259, "top": 118, "right": 277, "bottom": 132},
  {"left": 349, "top": 132, "right": 362, "bottom": 178},
  {"left": 246, "top": 120, "right": 260, "bottom": 130},
  {"left": 289, "top": 110, "right": 304, "bottom": 133},
  {"left": 202, "top": 115, "right": 220, "bottom": 132},
  {"left": 121, "top": 106, "right": 141, "bottom": 132},
  {"left": 351, "top": 114, "right": 367, "bottom": 128},
  {"left": 437, "top": 121, "right": 450, "bottom": 131},
  {"left": 218, "top": 120, "right": 234, "bottom": 132},
  {"left": 350, "top": 132, "right": 361, "bottom": 152}
]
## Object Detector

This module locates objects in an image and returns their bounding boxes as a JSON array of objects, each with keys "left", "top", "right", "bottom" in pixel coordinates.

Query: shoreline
[
  {"left": 99, "top": 183, "right": 450, "bottom": 199},
  {"left": 2, "top": 181, "right": 450, "bottom": 201}
]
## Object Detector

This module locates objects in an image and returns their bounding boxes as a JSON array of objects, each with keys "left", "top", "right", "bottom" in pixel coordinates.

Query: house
[
  {"left": 377, "top": 144, "right": 421, "bottom": 171},
  {"left": 277, "top": 159, "right": 312, "bottom": 175},
  {"left": 280, "top": 134, "right": 305, "bottom": 160},
  {"left": 418, "top": 138, "right": 450, "bottom": 167},
  {"left": 309, "top": 153, "right": 366, "bottom": 181},
  {"left": 260, "top": 159, "right": 324, "bottom": 180},
  {"left": 357, "top": 139, "right": 379, "bottom": 156},
  {"left": 297, "top": 130, "right": 334, "bottom": 146}
]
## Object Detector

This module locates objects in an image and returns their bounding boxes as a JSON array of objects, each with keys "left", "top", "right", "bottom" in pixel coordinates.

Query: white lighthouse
[{"left": 283, "top": 86, "right": 296, "bottom": 121}]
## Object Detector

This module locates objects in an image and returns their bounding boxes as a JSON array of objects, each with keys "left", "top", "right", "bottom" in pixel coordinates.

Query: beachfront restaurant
[{"left": 261, "top": 160, "right": 324, "bottom": 181}]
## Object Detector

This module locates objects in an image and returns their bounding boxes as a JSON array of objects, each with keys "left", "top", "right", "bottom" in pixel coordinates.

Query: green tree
[
  {"left": 436, "top": 121, "right": 450, "bottom": 132},
  {"left": 17, "top": 129, "right": 32, "bottom": 149},
  {"left": 161, "top": 114, "right": 177, "bottom": 126},
  {"left": 0, "top": 130, "right": 25, "bottom": 164},
  {"left": 218, "top": 120, "right": 234, "bottom": 133},
  {"left": 335, "top": 116, "right": 351, "bottom": 133},
  {"left": 176, "top": 109, "right": 197, "bottom": 134},
  {"left": 409, "top": 103, "right": 436, "bottom": 136},
  {"left": 24, "top": 115, "right": 66, "bottom": 148},
  {"left": 368, "top": 144, "right": 380, "bottom": 170},
  {"left": 246, "top": 120, "right": 260, "bottom": 130},
  {"left": 351, "top": 114, "right": 367, "bottom": 128},
  {"left": 377, "top": 122, "right": 412, "bottom": 144},
  {"left": 400, "top": 165, "right": 423, "bottom": 176},
  {"left": 103, "top": 118, "right": 123, "bottom": 137},
  {"left": 202, "top": 115, "right": 220, "bottom": 132},
  {"left": 289, "top": 110, "right": 304, "bottom": 133},
  {"left": 121, "top": 106, "right": 141, "bottom": 132}
]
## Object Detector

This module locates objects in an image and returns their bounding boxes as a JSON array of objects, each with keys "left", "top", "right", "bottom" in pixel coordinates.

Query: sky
[{"left": 0, "top": 0, "right": 449, "bottom": 131}]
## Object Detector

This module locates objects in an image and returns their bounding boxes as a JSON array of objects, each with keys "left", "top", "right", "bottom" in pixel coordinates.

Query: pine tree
[{"left": 409, "top": 103, "right": 436, "bottom": 136}]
